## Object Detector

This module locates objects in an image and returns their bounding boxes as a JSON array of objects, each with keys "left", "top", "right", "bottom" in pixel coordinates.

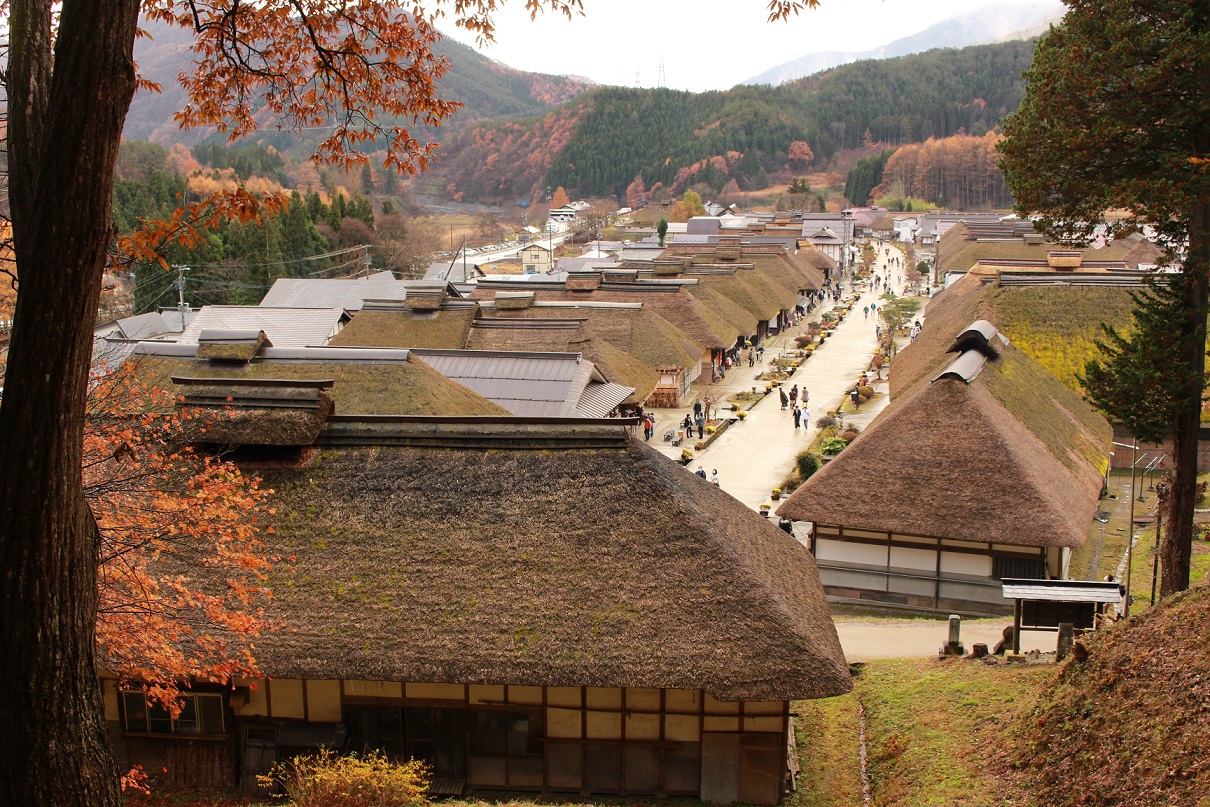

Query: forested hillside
[
  {"left": 432, "top": 39, "right": 1035, "bottom": 203},
  {"left": 125, "top": 18, "right": 593, "bottom": 148}
]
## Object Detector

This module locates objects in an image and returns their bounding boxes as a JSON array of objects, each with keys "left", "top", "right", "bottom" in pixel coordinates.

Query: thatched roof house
[
  {"left": 131, "top": 341, "right": 508, "bottom": 417},
  {"left": 778, "top": 318, "right": 1111, "bottom": 614},
  {"left": 106, "top": 413, "right": 850, "bottom": 803}
]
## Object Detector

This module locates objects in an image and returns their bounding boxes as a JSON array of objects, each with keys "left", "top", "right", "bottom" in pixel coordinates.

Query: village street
[
  {"left": 649, "top": 249, "right": 1031, "bottom": 659},
  {"left": 650, "top": 246, "right": 908, "bottom": 514}
]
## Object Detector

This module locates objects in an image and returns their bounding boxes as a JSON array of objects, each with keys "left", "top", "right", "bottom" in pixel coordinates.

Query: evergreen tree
[
  {"left": 657, "top": 217, "right": 668, "bottom": 247},
  {"left": 1000, "top": 0, "right": 1210, "bottom": 597}
]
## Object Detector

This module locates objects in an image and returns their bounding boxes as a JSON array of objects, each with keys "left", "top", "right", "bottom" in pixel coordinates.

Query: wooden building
[
  {"left": 777, "top": 319, "right": 1112, "bottom": 614},
  {"left": 106, "top": 402, "right": 851, "bottom": 801}
]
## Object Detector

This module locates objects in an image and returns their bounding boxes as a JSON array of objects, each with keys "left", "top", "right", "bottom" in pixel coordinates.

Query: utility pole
[{"left": 173, "top": 265, "right": 190, "bottom": 318}]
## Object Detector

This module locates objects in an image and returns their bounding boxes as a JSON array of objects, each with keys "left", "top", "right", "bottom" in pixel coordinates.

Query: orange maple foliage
[
  {"left": 550, "top": 185, "right": 571, "bottom": 208},
  {"left": 85, "top": 364, "right": 273, "bottom": 706}
]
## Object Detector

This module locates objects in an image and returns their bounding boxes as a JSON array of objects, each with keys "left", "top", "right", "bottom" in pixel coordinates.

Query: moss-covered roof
[
  {"left": 133, "top": 353, "right": 508, "bottom": 417},
  {"left": 330, "top": 308, "right": 476, "bottom": 350},
  {"left": 243, "top": 427, "right": 852, "bottom": 701}
]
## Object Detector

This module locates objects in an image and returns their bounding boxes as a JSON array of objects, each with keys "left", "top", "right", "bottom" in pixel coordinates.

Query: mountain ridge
[{"left": 742, "top": 1, "right": 1061, "bottom": 86}]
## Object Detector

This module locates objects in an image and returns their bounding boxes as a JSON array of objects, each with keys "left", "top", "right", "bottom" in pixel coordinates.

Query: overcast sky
[{"left": 441, "top": 0, "right": 1058, "bottom": 93}]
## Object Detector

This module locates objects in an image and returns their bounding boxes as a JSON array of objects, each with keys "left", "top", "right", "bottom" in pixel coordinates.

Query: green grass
[
  {"left": 855, "top": 658, "right": 1050, "bottom": 807},
  {"left": 789, "top": 695, "right": 862, "bottom": 807}
]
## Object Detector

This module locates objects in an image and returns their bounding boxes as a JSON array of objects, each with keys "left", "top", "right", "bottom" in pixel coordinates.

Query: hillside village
[{"left": 1, "top": 2, "right": 1207, "bottom": 807}]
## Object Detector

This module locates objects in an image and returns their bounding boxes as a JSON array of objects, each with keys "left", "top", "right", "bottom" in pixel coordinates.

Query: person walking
[
  {"left": 695, "top": 466, "right": 707, "bottom": 479},
  {"left": 643, "top": 415, "right": 654, "bottom": 441},
  {"left": 802, "top": 406, "right": 811, "bottom": 430},
  {"left": 710, "top": 469, "right": 720, "bottom": 486},
  {"left": 695, "top": 412, "right": 705, "bottom": 439},
  {"left": 793, "top": 406, "right": 802, "bottom": 430},
  {"left": 788, "top": 385, "right": 798, "bottom": 407},
  {"left": 779, "top": 388, "right": 789, "bottom": 410}
]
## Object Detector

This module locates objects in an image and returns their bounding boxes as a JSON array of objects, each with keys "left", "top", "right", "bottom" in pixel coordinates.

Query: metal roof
[
  {"left": 1002, "top": 578, "right": 1124, "bottom": 604},
  {"left": 577, "top": 382, "right": 636, "bottom": 418},
  {"left": 409, "top": 349, "right": 619, "bottom": 418},
  {"left": 259, "top": 272, "right": 403, "bottom": 310},
  {"left": 932, "top": 350, "right": 989, "bottom": 385},
  {"left": 178, "top": 306, "right": 347, "bottom": 348}
]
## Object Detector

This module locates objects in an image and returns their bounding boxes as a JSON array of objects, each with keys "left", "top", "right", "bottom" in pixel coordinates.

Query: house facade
[{"left": 107, "top": 412, "right": 851, "bottom": 800}]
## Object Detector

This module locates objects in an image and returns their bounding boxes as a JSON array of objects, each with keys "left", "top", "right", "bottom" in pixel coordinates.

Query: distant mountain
[
  {"left": 124, "top": 18, "right": 594, "bottom": 147},
  {"left": 742, "top": 1, "right": 1063, "bottom": 87},
  {"left": 430, "top": 40, "right": 1035, "bottom": 204}
]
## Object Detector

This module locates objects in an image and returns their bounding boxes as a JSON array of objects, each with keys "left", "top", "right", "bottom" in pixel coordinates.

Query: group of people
[
  {"left": 694, "top": 466, "right": 721, "bottom": 486},
  {"left": 777, "top": 384, "right": 811, "bottom": 432}
]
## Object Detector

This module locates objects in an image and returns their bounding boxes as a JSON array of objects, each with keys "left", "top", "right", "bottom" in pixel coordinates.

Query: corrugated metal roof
[
  {"left": 1002, "top": 579, "right": 1124, "bottom": 604},
  {"left": 577, "top": 382, "right": 636, "bottom": 417},
  {"left": 260, "top": 272, "right": 402, "bottom": 310},
  {"left": 410, "top": 349, "right": 616, "bottom": 418},
  {"left": 178, "top": 306, "right": 346, "bottom": 348},
  {"left": 932, "top": 350, "right": 989, "bottom": 384}
]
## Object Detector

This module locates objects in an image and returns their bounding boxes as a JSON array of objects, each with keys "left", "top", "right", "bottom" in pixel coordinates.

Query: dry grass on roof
[
  {"left": 330, "top": 308, "right": 474, "bottom": 349},
  {"left": 777, "top": 373, "right": 1101, "bottom": 548},
  {"left": 894, "top": 272, "right": 1137, "bottom": 394},
  {"left": 889, "top": 282, "right": 1111, "bottom": 478},
  {"left": 244, "top": 438, "right": 851, "bottom": 701},
  {"left": 690, "top": 281, "right": 759, "bottom": 336},
  {"left": 466, "top": 322, "right": 583, "bottom": 353},
  {"left": 133, "top": 355, "right": 507, "bottom": 416}
]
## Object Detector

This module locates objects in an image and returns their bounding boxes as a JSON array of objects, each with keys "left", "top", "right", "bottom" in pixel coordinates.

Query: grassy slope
[
  {"left": 790, "top": 696, "right": 863, "bottom": 807},
  {"left": 1006, "top": 586, "right": 1210, "bottom": 807}
]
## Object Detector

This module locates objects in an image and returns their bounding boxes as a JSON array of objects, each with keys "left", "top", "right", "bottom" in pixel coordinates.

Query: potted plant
[
  {"left": 759, "top": 502, "right": 772, "bottom": 515},
  {"left": 737, "top": 410, "right": 748, "bottom": 421},
  {"left": 771, "top": 487, "right": 783, "bottom": 500}
]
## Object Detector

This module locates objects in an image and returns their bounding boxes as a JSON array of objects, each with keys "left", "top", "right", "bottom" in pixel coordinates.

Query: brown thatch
[
  {"left": 242, "top": 422, "right": 851, "bottom": 701},
  {"left": 173, "top": 377, "right": 335, "bottom": 445},
  {"left": 778, "top": 329, "right": 1111, "bottom": 548},
  {"left": 331, "top": 308, "right": 475, "bottom": 349},
  {"left": 133, "top": 352, "right": 508, "bottom": 417},
  {"left": 939, "top": 223, "right": 1165, "bottom": 275}
]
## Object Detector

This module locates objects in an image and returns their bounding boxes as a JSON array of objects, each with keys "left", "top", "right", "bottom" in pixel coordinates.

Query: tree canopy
[{"left": 999, "top": 0, "right": 1210, "bottom": 597}]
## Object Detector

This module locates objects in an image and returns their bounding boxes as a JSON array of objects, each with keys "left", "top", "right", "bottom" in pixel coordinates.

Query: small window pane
[
  {"left": 122, "top": 693, "right": 148, "bottom": 733},
  {"left": 147, "top": 700, "right": 173, "bottom": 734},
  {"left": 197, "top": 694, "right": 225, "bottom": 734},
  {"left": 174, "top": 696, "right": 199, "bottom": 734}
]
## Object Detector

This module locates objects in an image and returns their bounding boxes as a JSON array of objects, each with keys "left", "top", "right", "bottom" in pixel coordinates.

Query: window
[
  {"left": 469, "top": 710, "right": 544, "bottom": 788},
  {"left": 993, "top": 555, "right": 1046, "bottom": 580},
  {"left": 121, "top": 691, "right": 227, "bottom": 736}
]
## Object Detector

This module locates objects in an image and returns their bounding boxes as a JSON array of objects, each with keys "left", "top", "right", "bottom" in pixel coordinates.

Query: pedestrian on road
[
  {"left": 682, "top": 413, "right": 693, "bottom": 434},
  {"left": 788, "top": 385, "right": 798, "bottom": 407},
  {"left": 747, "top": 349, "right": 755, "bottom": 367},
  {"left": 793, "top": 406, "right": 802, "bottom": 430},
  {"left": 779, "top": 388, "right": 789, "bottom": 409},
  {"left": 863, "top": 305, "right": 869, "bottom": 318},
  {"left": 643, "top": 415, "right": 654, "bottom": 441},
  {"left": 802, "top": 406, "right": 811, "bottom": 430},
  {"left": 695, "top": 413, "right": 705, "bottom": 439},
  {"left": 777, "top": 517, "right": 795, "bottom": 535},
  {"left": 711, "top": 469, "right": 720, "bottom": 486},
  {"left": 695, "top": 466, "right": 707, "bottom": 479},
  {"left": 693, "top": 400, "right": 702, "bottom": 418}
]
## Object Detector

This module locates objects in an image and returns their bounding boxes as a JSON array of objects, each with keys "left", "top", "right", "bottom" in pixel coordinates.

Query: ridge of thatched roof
[
  {"left": 131, "top": 345, "right": 507, "bottom": 417},
  {"left": 330, "top": 307, "right": 476, "bottom": 350},
  {"left": 243, "top": 422, "right": 850, "bottom": 701},
  {"left": 779, "top": 322, "right": 1110, "bottom": 548}
]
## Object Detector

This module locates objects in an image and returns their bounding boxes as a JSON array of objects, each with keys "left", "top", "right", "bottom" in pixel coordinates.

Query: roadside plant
[{"left": 259, "top": 750, "right": 429, "bottom": 807}]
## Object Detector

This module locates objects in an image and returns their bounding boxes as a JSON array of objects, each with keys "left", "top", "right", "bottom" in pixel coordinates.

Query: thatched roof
[
  {"left": 890, "top": 269, "right": 1138, "bottom": 393},
  {"left": 939, "top": 223, "right": 1165, "bottom": 275},
  {"left": 242, "top": 419, "right": 851, "bottom": 701},
  {"left": 131, "top": 344, "right": 508, "bottom": 417},
  {"left": 330, "top": 307, "right": 476, "bottom": 350},
  {"left": 778, "top": 320, "right": 1111, "bottom": 548}
]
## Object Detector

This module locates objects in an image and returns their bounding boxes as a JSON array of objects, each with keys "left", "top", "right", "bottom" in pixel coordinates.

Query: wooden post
[{"left": 1013, "top": 599, "right": 1022, "bottom": 654}]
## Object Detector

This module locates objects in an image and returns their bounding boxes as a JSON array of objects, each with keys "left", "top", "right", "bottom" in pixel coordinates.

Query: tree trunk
[
  {"left": 0, "top": 0, "right": 141, "bottom": 804},
  {"left": 1161, "top": 199, "right": 1210, "bottom": 597}
]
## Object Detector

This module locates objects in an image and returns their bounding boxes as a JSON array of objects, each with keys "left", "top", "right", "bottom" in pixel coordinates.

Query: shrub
[
  {"left": 815, "top": 415, "right": 837, "bottom": 429},
  {"left": 841, "top": 428, "right": 861, "bottom": 444},
  {"left": 858, "top": 384, "right": 875, "bottom": 400},
  {"left": 795, "top": 451, "right": 822, "bottom": 481},
  {"left": 820, "top": 436, "right": 848, "bottom": 455},
  {"left": 680, "top": 449, "right": 694, "bottom": 462},
  {"left": 695, "top": 441, "right": 706, "bottom": 450},
  {"left": 795, "top": 334, "right": 813, "bottom": 348},
  {"left": 259, "top": 750, "right": 430, "bottom": 807},
  {"left": 737, "top": 410, "right": 748, "bottom": 420},
  {"left": 772, "top": 487, "right": 783, "bottom": 496}
]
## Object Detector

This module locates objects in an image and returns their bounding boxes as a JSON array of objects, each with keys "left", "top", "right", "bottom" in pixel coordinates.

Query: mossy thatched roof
[
  {"left": 330, "top": 308, "right": 475, "bottom": 350},
  {"left": 246, "top": 425, "right": 851, "bottom": 701},
  {"left": 132, "top": 352, "right": 507, "bottom": 417}
]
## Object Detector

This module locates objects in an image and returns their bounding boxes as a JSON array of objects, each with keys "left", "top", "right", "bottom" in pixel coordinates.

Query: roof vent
[
  {"left": 1023, "top": 232, "right": 1045, "bottom": 245},
  {"left": 947, "top": 320, "right": 1007, "bottom": 357},
  {"left": 566, "top": 271, "right": 604, "bottom": 291},
  {"left": 171, "top": 377, "right": 335, "bottom": 446},
  {"left": 932, "top": 350, "right": 990, "bottom": 385},
  {"left": 196, "top": 329, "right": 272, "bottom": 362},
  {"left": 402, "top": 286, "right": 448, "bottom": 311},
  {"left": 1047, "top": 250, "right": 1082, "bottom": 270},
  {"left": 360, "top": 297, "right": 409, "bottom": 312},
  {"left": 494, "top": 291, "right": 535, "bottom": 309}
]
